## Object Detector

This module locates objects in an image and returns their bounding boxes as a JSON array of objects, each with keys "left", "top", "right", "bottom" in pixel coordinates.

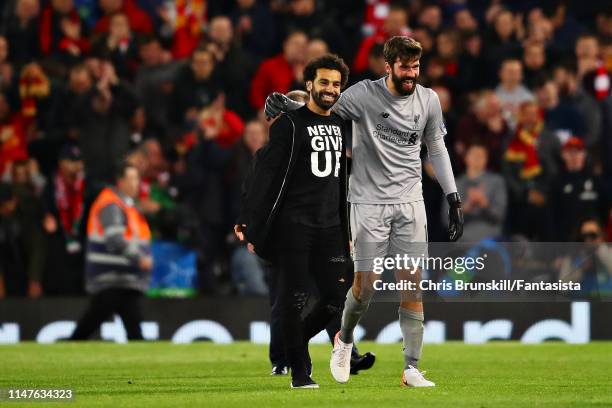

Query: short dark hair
[
  {"left": 383, "top": 36, "right": 422, "bottom": 65},
  {"left": 114, "top": 161, "right": 137, "bottom": 183},
  {"left": 286, "top": 89, "right": 310, "bottom": 103},
  {"left": 303, "top": 54, "right": 350, "bottom": 88}
]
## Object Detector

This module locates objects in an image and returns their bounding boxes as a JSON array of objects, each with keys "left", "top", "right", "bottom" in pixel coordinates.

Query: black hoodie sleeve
[{"left": 239, "top": 114, "right": 293, "bottom": 246}]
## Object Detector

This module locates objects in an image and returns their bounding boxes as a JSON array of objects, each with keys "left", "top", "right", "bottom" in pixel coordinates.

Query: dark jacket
[{"left": 238, "top": 111, "right": 350, "bottom": 261}]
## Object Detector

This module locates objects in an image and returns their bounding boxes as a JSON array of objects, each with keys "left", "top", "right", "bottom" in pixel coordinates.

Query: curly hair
[{"left": 303, "top": 54, "right": 350, "bottom": 88}]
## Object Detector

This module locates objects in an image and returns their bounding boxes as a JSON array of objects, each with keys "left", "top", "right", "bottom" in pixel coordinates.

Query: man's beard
[
  {"left": 391, "top": 70, "right": 417, "bottom": 96},
  {"left": 311, "top": 88, "right": 339, "bottom": 110}
]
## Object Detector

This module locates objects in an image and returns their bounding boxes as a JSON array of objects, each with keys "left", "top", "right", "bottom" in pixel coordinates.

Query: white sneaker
[
  {"left": 401, "top": 365, "right": 435, "bottom": 387},
  {"left": 330, "top": 331, "right": 352, "bottom": 383}
]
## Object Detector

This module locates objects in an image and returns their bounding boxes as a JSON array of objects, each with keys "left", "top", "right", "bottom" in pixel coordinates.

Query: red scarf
[
  {"left": 54, "top": 170, "right": 84, "bottom": 238},
  {"left": 504, "top": 121, "right": 543, "bottom": 179},
  {"left": 172, "top": 0, "right": 207, "bottom": 59}
]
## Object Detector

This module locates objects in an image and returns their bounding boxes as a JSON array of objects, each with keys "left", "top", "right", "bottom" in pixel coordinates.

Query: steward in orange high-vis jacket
[{"left": 70, "top": 163, "right": 152, "bottom": 341}]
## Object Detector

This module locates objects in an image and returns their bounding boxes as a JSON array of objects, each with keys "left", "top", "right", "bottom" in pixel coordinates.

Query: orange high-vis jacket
[{"left": 85, "top": 187, "right": 152, "bottom": 294}]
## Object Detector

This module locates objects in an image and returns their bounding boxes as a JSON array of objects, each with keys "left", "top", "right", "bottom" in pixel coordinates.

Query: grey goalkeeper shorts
[{"left": 350, "top": 201, "right": 428, "bottom": 271}]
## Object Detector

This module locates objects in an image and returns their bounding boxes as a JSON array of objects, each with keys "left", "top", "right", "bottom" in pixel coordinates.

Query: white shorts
[{"left": 350, "top": 201, "right": 428, "bottom": 271}]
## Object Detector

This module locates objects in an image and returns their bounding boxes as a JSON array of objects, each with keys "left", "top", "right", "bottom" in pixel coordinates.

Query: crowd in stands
[{"left": 0, "top": 0, "right": 611, "bottom": 297}]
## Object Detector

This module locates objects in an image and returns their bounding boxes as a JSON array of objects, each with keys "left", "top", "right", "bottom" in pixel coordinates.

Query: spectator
[
  {"left": 228, "top": 119, "right": 267, "bottom": 220},
  {"left": 230, "top": 0, "right": 277, "bottom": 59},
  {"left": 595, "top": 11, "right": 612, "bottom": 43},
  {"left": 306, "top": 38, "right": 329, "bottom": 63},
  {"left": 575, "top": 34, "right": 599, "bottom": 74},
  {"left": 495, "top": 59, "right": 535, "bottom": 131},
  {"left": 169, "top": 45, "right": 220, "bottom": 129},
  {"left": 72, "top": 61, "right": 139, "bottom": 193},
  {"left": 46, "top": 63, "right": 92, "bottom": 142},
  {"left": 5, "top": 155, "right": 46, "bottom": 192},
  {"left": 558, "top": 217, "right": 612, "bottom": 297},
  {"left": 417, "top": 4, "right": 442, "bottom": 35},
  {"left": 53, "top": 12, "right": 90, "bottom": 67},
  {"left": 349, "top": 43, "right": 385, "bottom": 85},
  {"left": 92, "top": 13, "right": 138, "bottom": 80},
  {"left": 503, "top": 101, "right": 558, "bottom": 240},
  {"left": 525, "top": 11, "right": 554, "bottom": 47},
  {"left": 0, "top": 91, "right": 29, "bottom": 177},
  {"left": 454, "top": 8, "right": 478, "bottom": 34},
  {"left": 574, "top": 34, "right": 611, "bottom": 102},
  {"left": 455, "top": 90, "right": 509, "bottom": 172},
  {"left": 411, "top": 27, "right": 434, "bottom": 56},
  {"left": 171, "top": 104, "right": 237, "bottom": 294},
  {"left": 427, "top": 30, "right": 461, "bottom": 92},
  {"left": 281, "top": 0, "right": 348, "bottom": 59},
  {"left": 523, "top": 41, "right": 548, "bottom": 89},
  {"left": 1, "top": 0, "right": 40, "bottom": 67},
  {"left": 535, "top": 78, "right": 585, "bottom": 139},
  {"left": 352, "top": 4, "right": 411, "bottom": 73},
  {"left": 133, "top": 36, "right": 177, "bottom": 145},
  {"left": 551, "top": 137, "right": 608, "bottom": 242},
  {"left": 197, "top": 94, "right": 244, "bottom": 149},
  {"left": 207, "top": 16, "right": 256, "bottom": 118},
  {"left": 553, "top": 64, "right": 603, "bottom": 150},
  {"left": 547, "top": 2, "right": 586, "bottom": 57},
  {"left": 93, "top": 0, "right": 153, "bottom": 36},
  {"left": 249, "top": 30, "right": 307, "bottom": 110},
  {"left": 125, "top": 141, "right": 165, "bottom": 217},
  {"left": 39, "top": 0, "right": 82, "bottom": 57},
  {"left": 456, "top": 31, "right": 486, "bottom": 94},
  {"left": 442, "top": 143, "right": 507, "bottom": 242},
  {"left": 228, "top": 119, "right": 268, "bottom": 296},
  {"left": 483, "top": 9, "right": 522, "bottom": 86},
  {"left": 8, "top": 159, "right": 46, "bottom": 297},
  {"left": 42, "top": 144, "right": 85, "bottom": 294}
]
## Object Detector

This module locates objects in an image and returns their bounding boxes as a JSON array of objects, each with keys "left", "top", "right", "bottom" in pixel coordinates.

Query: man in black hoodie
[{"left": 236, "top": 54, "right": 350, "bottom": 389}]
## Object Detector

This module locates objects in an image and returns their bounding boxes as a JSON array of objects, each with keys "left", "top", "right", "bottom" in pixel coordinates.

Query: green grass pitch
[{"left": 1, "top": 342, "right": 611, "bottom": 407}]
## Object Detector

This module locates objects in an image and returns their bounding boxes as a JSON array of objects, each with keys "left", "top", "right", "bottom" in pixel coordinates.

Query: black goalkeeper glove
[
  {"left": 264, "top": 92, "right": 304, "bottom": 120},
  {"left": 447, "top": 192, "right": 464, "bottom": 242}
]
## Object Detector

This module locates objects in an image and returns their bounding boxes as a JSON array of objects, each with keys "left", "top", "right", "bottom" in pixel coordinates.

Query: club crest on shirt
[
  {"left": 414, "top": 114, "right": 420, "bottom": 126},
  {"left": 380, "top": 112, "right": 390, "bottom": 118}
]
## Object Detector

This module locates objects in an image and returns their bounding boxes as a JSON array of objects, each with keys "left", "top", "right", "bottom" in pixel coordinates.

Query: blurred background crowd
[{"left": 0, "top": 0, "right": 611, "bottom": 298}]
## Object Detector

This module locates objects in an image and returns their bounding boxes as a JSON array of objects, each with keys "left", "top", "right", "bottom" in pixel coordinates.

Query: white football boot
[
  {"left": 330, "top": 332, "right": 352, "bottom": 383},
  {"left": 401, "top": 365, "right": 435, "bottom": 387}
]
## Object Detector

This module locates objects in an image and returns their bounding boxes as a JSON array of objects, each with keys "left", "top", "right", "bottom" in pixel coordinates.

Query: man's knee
[
  {"left": 400, "top": 301, "right": 424, "bottom": 313},
  {"left": 324, "top": 297, "right": 344, "bottom": 315},
  {"left": 285, "top": 291, "right": 309, "bottom": 314},
  {"left": 351, "top": 272, "right": 377, "bottom": 303}
]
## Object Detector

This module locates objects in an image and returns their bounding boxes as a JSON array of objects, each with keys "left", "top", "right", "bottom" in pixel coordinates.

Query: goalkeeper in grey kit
[{"left": 266, "top": 36, "right": 463, "bottom": 387}]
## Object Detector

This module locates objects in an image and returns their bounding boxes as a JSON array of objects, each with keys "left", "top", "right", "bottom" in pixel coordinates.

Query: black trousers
[
  {"left": 267, "top": 259, "right": 358, "bottom": 368},
  {"left": 70, "top": 288, "right": 144, "bottom": 340},
  {"left": 272, "top": 222, "right": 347, "bottom": 378}
]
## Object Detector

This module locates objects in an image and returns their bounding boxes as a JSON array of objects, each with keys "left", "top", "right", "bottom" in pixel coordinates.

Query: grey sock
[
  {"left": 339, "top": 288, "right": 370, "bottom": 343},
  {"left": 399, "top": 308, "right": 424, "bottom": 369}
]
